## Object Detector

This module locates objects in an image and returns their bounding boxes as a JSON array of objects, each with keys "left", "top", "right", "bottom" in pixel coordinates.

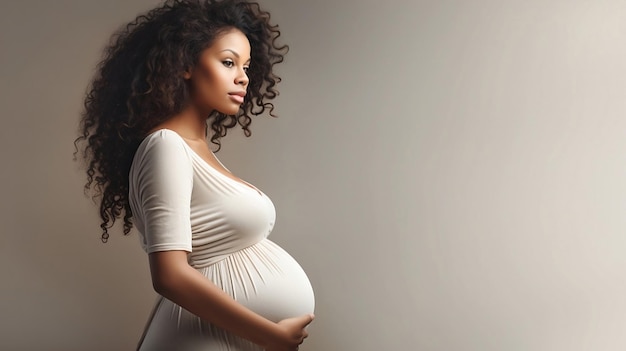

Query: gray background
[{"left": 2, "top": 0, "right": 626, "bottom": 350}]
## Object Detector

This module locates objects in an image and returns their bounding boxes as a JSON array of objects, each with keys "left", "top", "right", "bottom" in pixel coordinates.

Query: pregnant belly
[{"left": 198, "top": 239, "right": 315, "bottom": 322}]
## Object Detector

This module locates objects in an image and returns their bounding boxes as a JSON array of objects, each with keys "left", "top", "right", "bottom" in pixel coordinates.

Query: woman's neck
[{"left": 158, "top": 104, "right": 210, "bottom": 141}]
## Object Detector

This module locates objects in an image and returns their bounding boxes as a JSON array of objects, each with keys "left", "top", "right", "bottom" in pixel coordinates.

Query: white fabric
[{"left": 129, "top": 129, "right": 315, "bottom": 350}]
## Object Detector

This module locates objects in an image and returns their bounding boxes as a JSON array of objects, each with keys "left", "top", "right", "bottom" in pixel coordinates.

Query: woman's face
[{"left": 185, "top": 28, "right": 251, "bottom": 116}]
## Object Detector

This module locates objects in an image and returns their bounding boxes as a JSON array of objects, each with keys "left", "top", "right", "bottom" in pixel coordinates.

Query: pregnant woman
[{"left": 74, "top": 1, "right": 315, "bottom": 350}]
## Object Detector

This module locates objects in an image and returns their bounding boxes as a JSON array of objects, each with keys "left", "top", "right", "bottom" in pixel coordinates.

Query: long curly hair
[{"left": 74, "top": 0, "right": 288, "bottom": 242}]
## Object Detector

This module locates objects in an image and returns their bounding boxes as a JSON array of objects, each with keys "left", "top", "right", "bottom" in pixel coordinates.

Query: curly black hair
[{"left": 74, "top": 0, "right": 288, "bottom": 242}]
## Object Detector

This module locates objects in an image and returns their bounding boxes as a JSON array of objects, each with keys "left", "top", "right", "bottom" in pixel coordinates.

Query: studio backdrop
[{"left": 1, "top": 0, "right": 626, "bottom": 350}]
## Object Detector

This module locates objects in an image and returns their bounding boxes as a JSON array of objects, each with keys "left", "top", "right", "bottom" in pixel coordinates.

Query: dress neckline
[{"left": 148, "top": 129, "right": 264, "bottom": 196}]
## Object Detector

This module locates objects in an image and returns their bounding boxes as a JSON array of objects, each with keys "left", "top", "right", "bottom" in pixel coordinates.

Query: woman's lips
[{"left": 228, "top": 92, "right": 245, "bottom": 104}]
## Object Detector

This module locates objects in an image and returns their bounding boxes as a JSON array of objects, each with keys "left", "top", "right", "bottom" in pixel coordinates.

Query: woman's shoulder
[
  {"left": 141, "top": 128, "right": 187, "bottom": 149},
  {"left": 134, "top": 128, "right": 192, "bottom": 163},
  {"left": 144, "top": 128, "right": 185, "bottom": 142}
]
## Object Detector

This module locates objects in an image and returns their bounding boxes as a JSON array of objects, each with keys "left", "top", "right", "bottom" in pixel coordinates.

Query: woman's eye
[
  {"left": 223, "top": 60, "right": 234, "bottom": 68},
  {"left": 243, "top": 66, "right": 250, "bottom": 73}
]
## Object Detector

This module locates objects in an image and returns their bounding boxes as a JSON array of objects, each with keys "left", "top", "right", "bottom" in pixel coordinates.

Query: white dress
[{"left": 129, "top": 129, "right": 315, "bottom": 351}]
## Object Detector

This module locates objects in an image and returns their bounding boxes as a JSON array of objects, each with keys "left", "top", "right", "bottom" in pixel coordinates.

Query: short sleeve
[{"left": 129, "top": 130, "right": 193, "bottom": 253}]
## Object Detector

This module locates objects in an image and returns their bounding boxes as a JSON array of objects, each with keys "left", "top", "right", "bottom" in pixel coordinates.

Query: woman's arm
[
  {"left": 149, "top": 250, "right": 313, "bottom": 350},
  {"left": 133, "top": 134, "right": 312, "bottom": 350}
]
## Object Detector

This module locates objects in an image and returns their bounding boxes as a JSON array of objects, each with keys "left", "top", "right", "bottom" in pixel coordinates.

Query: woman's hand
[
  {"left": 149, "top": 251, "right": 313, "bottom": 349},
  {"left": 264, "top": 314, "right": 315, "bottom": 351}
]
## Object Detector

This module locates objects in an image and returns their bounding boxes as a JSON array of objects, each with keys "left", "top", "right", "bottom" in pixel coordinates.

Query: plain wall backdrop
[{"left": 2, "top": 0, "right": 626, "bottom": 350}]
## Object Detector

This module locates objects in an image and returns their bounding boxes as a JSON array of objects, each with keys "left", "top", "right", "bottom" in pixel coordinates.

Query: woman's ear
[{"left": 183, "top": 65, "right": 193, "bottom": 80}]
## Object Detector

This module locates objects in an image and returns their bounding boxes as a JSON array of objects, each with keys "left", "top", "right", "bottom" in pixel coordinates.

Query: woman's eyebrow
[
  {"left": 220, "top": 49, "right": 251, "bottom": 62},
  {"left": 220, "top": 49, "right": 240, "bottom": 57}
]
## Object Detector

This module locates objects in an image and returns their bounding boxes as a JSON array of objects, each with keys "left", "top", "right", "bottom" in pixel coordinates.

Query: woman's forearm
[{"left": 148, "top": 250, "right": 281, "bottom": 347}]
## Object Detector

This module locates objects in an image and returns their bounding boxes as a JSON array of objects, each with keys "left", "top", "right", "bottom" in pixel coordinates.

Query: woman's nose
[{"left": 236, "top": 69, "right": 249, "bottom": 86}]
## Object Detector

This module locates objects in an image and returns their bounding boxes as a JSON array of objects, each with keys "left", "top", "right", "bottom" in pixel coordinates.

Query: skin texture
[{"left": 147, "top": 29, "right": 314, "bottom": 351}]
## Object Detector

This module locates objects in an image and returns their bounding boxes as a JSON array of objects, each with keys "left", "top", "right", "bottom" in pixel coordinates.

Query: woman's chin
[
  {"left": 218, "top": 106, "right": 242, "bottom": 116},
  {"left": 206, "top": 108, "right": 240, "bottom": 118}
]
